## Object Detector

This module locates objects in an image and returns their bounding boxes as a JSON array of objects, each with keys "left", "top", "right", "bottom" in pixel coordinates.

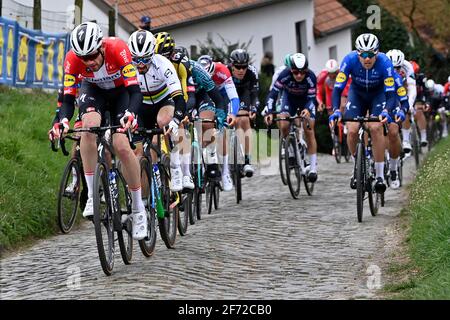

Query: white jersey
[
  {"left": 137, "top": 54, "right": 182, "bottom": 105},
  {"left": 401, "top": 60, "right": 415, "bottom": 79},
  {"left": 270, "top": 66, "right": 287, "bottom": 90}
]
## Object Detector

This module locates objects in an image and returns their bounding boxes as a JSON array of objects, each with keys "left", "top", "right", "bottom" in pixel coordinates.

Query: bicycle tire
[
  {"left": 343, "top": 136, "right": 351, "bottom": 163},
  {"left": 367, "top": 161, "right": 378, "bottom": 217},
  {"left": 194, "top": 187, "right": 202, "bottom": 221},
  {"left": 213, "top": 183, "right": 220, "bottom": 210},
  {"left": 233, "top": 136, "right": 242, "bottom": 204},
  {"left": 332, "top": 130, "right": 342, "bottom": 164},
  {"left": 355, "top": 142, "right": 365, "bottom": 222},
  {"left": 398, "top": 158, "right": 403, "bottom": 187},
  {"left": 93, "top": 162, "right": 115, "bottom": 276},
  {"left": 279, "top": 137, "right": 288, "bottom": 185},
  {"left": 138, "top": 157, "right": 157, "bottom": 257},
  {"left": 411, "top": 123, "right": 420, "bottom": 169},
  {"left": 190, "top": 144, "right": 202, "bottom": 223},
  {"left": 178, "top": 192, "right": 190, "bottom": 236},
  {"left": 158, "top": 160, "right": 178, "bottom": 249},
  {"left": 117, "top": 170, "right": 133, "bottom": 265},
  {"left": 206, "top": 182, "right": 213, "bottom": 215},
  {"left": 57, "top": 157, "right": 81, "bottom": 234},
  {"left": 285, "top": 134, "right": 301, "bottom": 199}
]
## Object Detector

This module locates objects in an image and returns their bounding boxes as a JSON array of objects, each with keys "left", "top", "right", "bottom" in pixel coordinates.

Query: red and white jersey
[
  {"left": 211, "top": 62, "right": 239, "bottom": 101},
  {"left": 63, "top": 37, "right": 138, "bottom": 95},
  {"left": 317, "top": 69, "right": 351, "bottom": 108}
]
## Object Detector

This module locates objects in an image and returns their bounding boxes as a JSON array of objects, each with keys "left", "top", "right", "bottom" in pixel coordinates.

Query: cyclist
[
  {"left": 153, "top": 32, "right": 237, "bottom": 185},
  {"left": 227, "top": 49, "right": 260, "bottom": 177},
  {"left": 197, "top": 53, "right": 241, "bottom": 189},
  {"left": 329, "top": 33, "right": 396, "bottom": 193},
  {"left": 410, "top": 61, "right": 429, "bottom": 146},
  {"left": 386, "top": 49, "right": 417, "bottom": 156},
  {"left": 264, "top": 53, "right": 319, "bottom": 183},
  {"left": 53, "top": 22, "right": 148, "bottom": 240},
  {"left": 424, "top": 79, "right": 448, "bottom": 138},
  {"left": 128, "top": 29, "right": 193, "bottom": 191}
]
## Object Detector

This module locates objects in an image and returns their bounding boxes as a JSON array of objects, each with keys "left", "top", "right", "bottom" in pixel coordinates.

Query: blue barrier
[{"left": 0, "top": 16, "right": 69, "bottom": 88}]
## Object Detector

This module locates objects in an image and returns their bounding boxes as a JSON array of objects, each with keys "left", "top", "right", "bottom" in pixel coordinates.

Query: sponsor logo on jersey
[
  {"left": 336, "top": 72, "right": 347, "bottom": 83},
  {"left": 64, "top": 74, "right": 76, "bottom": 87},
  {"left": 384, "top": 77, "right": 394, "bottom": 87},
  {"left": 85, "top": 71, "right": 121, "bottom": 83},
  {"left": 122, "top": 64, "right": 137, "bottom": 78},
  {"left": 397, "top": 87, "right": 406, "bottom": 97}
]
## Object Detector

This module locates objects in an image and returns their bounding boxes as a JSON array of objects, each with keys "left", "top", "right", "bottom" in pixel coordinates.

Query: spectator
[
  {"left": 139, "top": 15, "right": 151, "bottom": 31},
  {"left": 260, "top": 52, "right": 275, "bottom": 77}
]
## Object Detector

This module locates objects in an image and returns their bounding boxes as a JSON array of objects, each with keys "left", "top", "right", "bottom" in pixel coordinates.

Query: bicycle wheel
[
  {"left": 178, "top": 192, "right": 190, "bottom": 236},
  {"left": 213, "top": 183, "right": 220, "bottom": 210},
  {"left": 285, "top": 134, "right": 301, "bottom": 199},
  {"left": 279, "top": 137, "right": 288, "bottom": 185},
  {"left": 158, "top": 159, "right": 178, "bottom": 249},
  {"left": 367, "top": 161, "right": 378, "bottom": 217},
  {"left": 205, "top": 181, "right": 213, "bottom": 215},
  {"left": 138, "top": 157, "right": 157, "bottom": 257},
  {"left": 93, "top": 162, "right": 115, "bottom": 276},
  {"left": 332, "top": 130, "right": 342, "bottom": 164},
  {"left": 410, "top": 123, "right": 420, "bottom": 169},
  {"left": 191, "top": 144, "right": 202, "bottom": 222},
  {"left": 398, "top": 158, "right": 404, "bottom": 187},
  {"left": 116, "top": 170, "right": 133, "bottom": 265},
  {"left": 57, "top": 157, "right": 81, "bottom": 234},
  {"left": 343, "top": 135, "right": 351, "bottom": 162},
  {"left": 355, "top": 142, "right": 365, "bottom": 222},
  {"left": 233, "top": 136, "right": 242, "bottom": 204}
]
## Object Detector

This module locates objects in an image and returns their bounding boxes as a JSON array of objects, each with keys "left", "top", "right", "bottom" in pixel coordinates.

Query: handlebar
[{"left": 273, "top": 115, "right": 311, "bottom": 130}]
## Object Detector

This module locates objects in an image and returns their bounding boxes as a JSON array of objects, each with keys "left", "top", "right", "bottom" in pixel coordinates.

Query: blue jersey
[
  {"left": 266, "top": 68, "right": 317, "bottom": 113},
  {"left": 394, "top": 72, "right": 409, "bottom": 113},
  {"left": 333, "top": 51, "right": 396, "bottom": 111}
]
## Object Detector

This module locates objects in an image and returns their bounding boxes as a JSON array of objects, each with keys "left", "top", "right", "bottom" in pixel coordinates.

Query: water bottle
[{"left": 152, "top": 164, "right": 166, "bottom": 219}]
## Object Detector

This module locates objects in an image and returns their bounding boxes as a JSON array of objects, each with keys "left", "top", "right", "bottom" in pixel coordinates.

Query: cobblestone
[{"left": 0, "top": 154, "right": 415, "bottom": 299}]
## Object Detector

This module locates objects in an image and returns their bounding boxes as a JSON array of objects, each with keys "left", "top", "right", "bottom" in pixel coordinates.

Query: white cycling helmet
[
  {"left": 448, "top": 75, "right": 450, "bottom": 83},
  {"left": 386, "top": 49, "right": 405, "bottom": 67},
  {"left": 325, "top": 59, "right": 339, "bottom": 73},
  {"left": 425, "top": 79, "right": 435, "bottom": 90},
  {"left": 289, "top": 53, "right": 308, "bottom": 70},
  {"left": 197, "top": 55, "right": 215, "bottom": 74},
  {"left": 128, "top": 29, "right": 156, "bottom": 58},
  {"left": 70, "top": 22, "right": 103, "bottom": 56},
  {"left": 355, "top": 33, "right": 379, "bottom": 52}
]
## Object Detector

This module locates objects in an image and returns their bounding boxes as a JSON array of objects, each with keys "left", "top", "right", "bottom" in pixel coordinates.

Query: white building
[
  {"left": 1, "top": 0, "right": 135, "bottom": 40},
  {"left": 108, "top": 0, "right": 359, "bottom": 72}
]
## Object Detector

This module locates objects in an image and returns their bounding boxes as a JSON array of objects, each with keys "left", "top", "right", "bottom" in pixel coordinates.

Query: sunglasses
[
  {"left": 358, "top": 51, "right": 377, "bottom": 59},
  {"left": 132, "top": 57, "right": 152, "bottom": 65},
  {"left": 291, "top": 69, "right": 307, "bottom": 75},
  {"left": 233, "top": 64, "right": 248, "bottom": 70},
  {"left": 78, "top": 50, "right": 101, "bottom": 62}
]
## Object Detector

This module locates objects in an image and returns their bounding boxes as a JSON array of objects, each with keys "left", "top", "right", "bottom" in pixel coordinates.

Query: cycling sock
[
  {"left": 309, "top": 154, "right": 317, "bottom": 172},
  {"left": 206, "top": 143, "right": 218, "bottom": 164},
  {"left": 390, "top": 158, "right": 399, "bottom": 172},
  {"left": 170, "top": 149, "right": 181, "bottom": 168},
  {"left": 222, "top": 154, "right": 229, "bottom": 175},
  {"left": 85, "top": 173, "right": 94, "bottom": 198},
  {"left": 420, "top": 129, "right": 427, "bottom": 141},
  {"left": 130, "top": 186, "right": 144, "bottom": 212},
  {"left": 181, "top": 153, "right": 191, "bottom": 176},
  {"left": 401, "top": 128, "right": 411, "bottom": 143},
  {"left": 375, "top": 162, "right": 384, "bottom": 180}
]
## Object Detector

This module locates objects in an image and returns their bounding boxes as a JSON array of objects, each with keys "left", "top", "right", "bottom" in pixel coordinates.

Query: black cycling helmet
[
  {"left": 154, "top": 32, "right": 175, "bottom": 58},
  {"left": 230, "top": 48, "right": 249, "bottom": 65},
  {"left": 173, "top": 45, "right": 189, "bottom": 59}
]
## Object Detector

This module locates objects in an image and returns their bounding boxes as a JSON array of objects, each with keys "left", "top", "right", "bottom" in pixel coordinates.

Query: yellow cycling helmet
[{"left": 154, "top": 32, "right": 175, "bottom": 58}]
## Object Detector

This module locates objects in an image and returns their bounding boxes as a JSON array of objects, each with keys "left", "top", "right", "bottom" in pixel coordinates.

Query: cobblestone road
[{"left": 1, "top": 154, "right": 415, "bottom": 299}]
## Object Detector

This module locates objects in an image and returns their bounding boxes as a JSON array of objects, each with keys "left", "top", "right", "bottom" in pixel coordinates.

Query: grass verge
[{"left": 383, "top": 137, "right": 450, "bottom": 299}]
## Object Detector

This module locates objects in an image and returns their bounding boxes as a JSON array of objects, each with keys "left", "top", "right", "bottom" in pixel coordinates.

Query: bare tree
[{"left": 33, "top": 0, "right": 41, "bottom": 30}]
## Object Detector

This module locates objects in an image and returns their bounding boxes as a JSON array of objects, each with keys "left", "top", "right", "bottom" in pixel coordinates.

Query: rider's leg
[
  {"left": 402, "top": 113, "right": 412, "bottom": 153},
  {"left": 415, "top": 104, "right": 428, "bottom": 144},
  {"left": 387, "top": 122, "right": 401, "bottom": 188}
]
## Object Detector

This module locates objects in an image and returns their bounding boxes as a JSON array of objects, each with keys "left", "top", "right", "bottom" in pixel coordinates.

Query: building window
[
  {"left": 329, "top": 46, "right": 337, "bottom": 60},
  {"left": 295, "top": 21, "right": 308, "bottom": 57},
  {"left": 262, "top": 36, "right": 273, "bottom": 56},
  {"left": 190, "top": 45, "right": 198, "bottom": 59}
]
